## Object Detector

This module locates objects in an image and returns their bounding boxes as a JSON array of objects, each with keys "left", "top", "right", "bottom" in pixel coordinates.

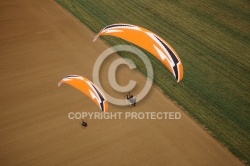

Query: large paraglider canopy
[
  {"left": 94, "top": 23, "right": 184, "bottom": 82},
  {"left": 58, "top": 75, "right": 108, "bottom": 112}
]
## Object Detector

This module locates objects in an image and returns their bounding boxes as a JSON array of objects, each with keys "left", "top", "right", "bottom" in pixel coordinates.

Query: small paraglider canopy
[
  {"left": 94, "top": 23, "right": 184, "bottom": 82},
  {"left": 58, "top": 75, "right": 108, "bottom": 112}
]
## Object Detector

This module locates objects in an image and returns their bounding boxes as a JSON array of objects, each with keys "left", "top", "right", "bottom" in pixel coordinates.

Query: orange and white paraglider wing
[
  {"left": 58, "top": 75, "right": 108, "bottom": 112},
  {"left": 94, "top": 23, "right": 183, "bottom": 82}
]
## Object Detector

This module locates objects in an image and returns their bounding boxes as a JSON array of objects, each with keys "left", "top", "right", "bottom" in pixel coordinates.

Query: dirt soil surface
[{"left": 0, "top": 0, "right": 243, "bottom": 165}]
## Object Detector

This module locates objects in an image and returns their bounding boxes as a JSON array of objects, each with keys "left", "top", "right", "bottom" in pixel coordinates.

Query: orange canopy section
[
  {"left": 94, "top": 23, "right": 183, "bottom": 82},
  {"left": 58, "top": 75, "right": 108, "bottom": 112}
]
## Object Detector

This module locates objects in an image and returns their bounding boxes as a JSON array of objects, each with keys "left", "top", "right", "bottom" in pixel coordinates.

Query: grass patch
[{"left": 55, "top": 0, "right": 250, "bottom": 164}]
